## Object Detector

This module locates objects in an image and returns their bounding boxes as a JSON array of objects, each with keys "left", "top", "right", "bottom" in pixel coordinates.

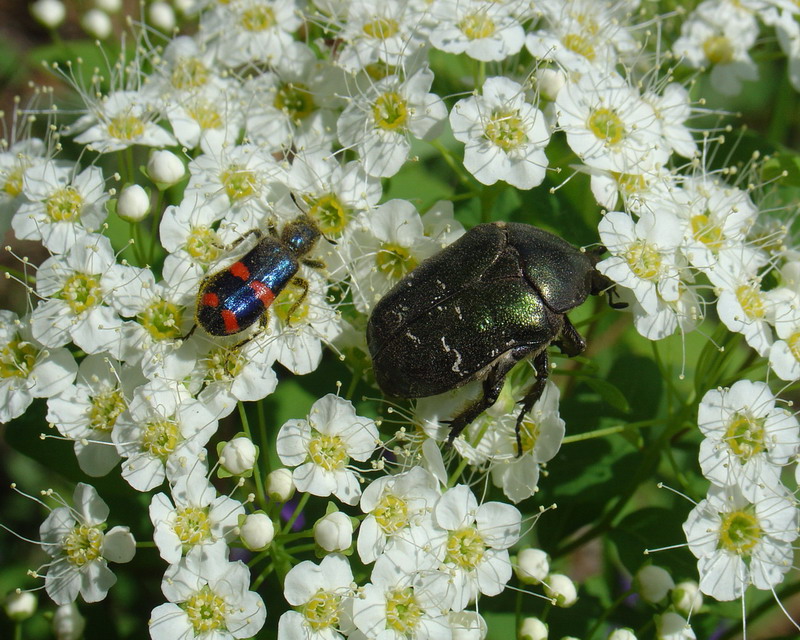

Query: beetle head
[{"left": 587, "top": 245, "right": 628, "bottom": 309}]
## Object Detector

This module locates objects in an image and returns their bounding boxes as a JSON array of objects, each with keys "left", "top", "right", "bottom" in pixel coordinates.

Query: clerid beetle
[
  {"left": 367, "top": 221, "right": 618, "bottom": 452},
  {"left": 196, "top": 215, "right": 323, "bottom": 336}
]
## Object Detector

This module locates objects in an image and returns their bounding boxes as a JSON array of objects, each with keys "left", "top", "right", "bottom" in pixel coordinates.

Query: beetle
[
  {"left": 195, "top": 215, "right": 323, "bottom": 337},
  {"left": 366, "top": 221, "right": 618, "bottom": 452}
]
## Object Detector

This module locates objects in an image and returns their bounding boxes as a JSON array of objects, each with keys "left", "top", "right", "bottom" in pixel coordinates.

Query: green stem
[
  {"left": 282, "top": 492, "right": 310, "bottom": 535},
  {"left": 429, "top": 139, "right": 473, "bottom": 189},
  {"left": 586, "top": 588, "right": 634, "bottom": 640},
  {"left": 251, "top": 563, "right": 275, "bottom": 591},
  {"left": 238, "top": 402, "right": 267, "bottom": 510}
]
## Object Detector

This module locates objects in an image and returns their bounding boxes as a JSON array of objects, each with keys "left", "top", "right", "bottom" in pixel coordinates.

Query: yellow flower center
[
  {"left": 141, "top": 418, "right": 180, "bottom": 460},
  {"left": 372, "top": 91, "right": 409, "bottom": 131},
  {"left": 373, "top": 493, "right": 409, "bottom": 534},
  {"left": 725, "top": 412, "right": 765, "bottom": 462},
  {"left": 614, "top": 172, "right": 647, "bottom": 195},
  {"left": 624, "top": 240, "right": 662, "bottom": 280},
  {"left": 563, "top": 33, "right": 596, "bottom": 61},
  {"left": 307, "top": 433, "right": 348, "bottom": 471},
  {"left": 174, "top": 506, "right": 211, "bottom": 546},
  {"left": 302, "top": 590, "right": 341, "bottom": 631},
  {"left": 88, "top": 387, "right": 125, "bottom": 433},
  {"left": 171, "top": 58, "right": 209, "bottom": 91},
  {"left": 137, "top": 299, "right": 184, "bottom": 341},
  {"left": 307, "top": 193, "right": 348, "bottom": 236},
  {"left": 485, "top": 108, "right": 527, "bottom": 152},
  {"left": 376, "top": 243, "right": 417, "bottom": 280},
  {"left": 186, "top": 227, "right": 223, "bottom": 266},
  {"left": 446, "top": 526, "right": 485, "bottom": 570},
  {"left": 518, "top": 417, "right": 540, "bottom": 454},
  {"left": 588, "top": 107, "right": 626, "bottom": 145},
  {"left": 63, "top": 524, "right": 103, "bottom": 567},
  {"left": 735, "top": 283, "right": 764, "bottom": 320},
  {"left": 718, "top": 508, "right": 762, "bottom": 554},
  {"left": 385, "top": 587, "right": 423, "bottom": 633},
  {"left": 363, "top": 17, "right": 399, "bottom": 39},
  {"left": 241, "top": 6, "right": 275, "bottom": 31},
  {"left": 788, "top": 333, "right": 800, "bottom": 361},
  {"left": 274, "top": 82, "right": 316, "bottom": 121},
  {"left": 458, "top": 12, "right": 496, "bottom": 40},
  {"left": 691, "top": 213, "right": 724, "bottom": 250},
  {"left": 46, "top": 186, "right": 83, "bottom": 222},
  {"left": 3, "top": 166, "right": 24, "bottom": 197},
  {"left": 273, "top": 280, "right": 310, "bottom": 326},
  {"left": 58, "top": 273, "right": 101, "bottom": 314},
  {"left": 220, "top": 165, "right": 258, "bottom": 202},
  {"left": 187, "top": 100, "right": 223, "bottom": 130},
  {"left": 0, "top": 339, "right": 39, "bottom": 379},
  {"left": 203, "top": 347, "right": 245, "bottom": 382},
  {"left": 703, "top": 36, "right": 734, "bottom": 65},
  {"left": 184, "top": 586, "right": 229, "bottom": 633},
  {"left": 108, "top": 114, "right": 146, "bottom": 141}
]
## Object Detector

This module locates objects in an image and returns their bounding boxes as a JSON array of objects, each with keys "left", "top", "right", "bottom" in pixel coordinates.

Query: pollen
[
  {"left": 588, "top": 107, "right": 626, "bottom": 146},
  {"left": 203, "top": 347, "right": 245, "bottom": 382},
  {"left": 46, "top": 186, "right": 83, "bottom": 222},
  {"left": 308, "top": 194, "right": 348, "bottom": 236},
  {"left": 274, "top": 281, "right": 309, "bottom": 326},
  {"left": 724, "top": 411, "right": 766, "bottom": 462},
  {"left": 107, "top": 114, "right": 146, "bottom": 141},
  {"left": 372, "top": 91, "right": 408, "bottom": 131},
  {"left": 185, "top": 585, "right": 229, "bottom": 633},
  {"left": 0, "top": 339, "right": 39, "bottom": 379},
  {"left": 718, "top": 508, "right": 762, "bottom": 555},
  {"left": 173, "top": 506, "right": 211, "bottom": 545},
  {"left": 240, "top": 5, "right": 275, "bottom": 32},
  {"left": 63, "top": 524, "right": 103, "bottom": 567},
  {"left": 3, "top": 166, "right": 24, "bottom": 197},
  {"left": 788, "top": 333, "right": 800, "bottom": 361},
  {"left": 307, "top": 433, "right": 349, "bottom": 471},
  {"left": 458, "top": 12, "right": 496, "bottom": 40},
  {"left": 385, "top": 587, "right": 423, "bottom": 633},
  {"left": 171, "top": 57, "right": 210, "bottom": 91},
  {"left": 446, "top": 526, "right": 486, "bottom": 570},
  {"left": 703, "top": 35, "right": 735, "bottom": 65},
  {"left": 373, "top": 493, "right": 409, "bottom": 534},
  {"left": 88, "top": 387, "right": 125, "bottom": 433},
  {"left": 138, "top": 299, "right": 184, "bottom": 341},
  {"left": 187, "top": 100, "right": 223, "bottom": 130},
  {"left": 484, "top": 108, "right": 527, "bottom": 152},
  {"left": 186, "top": 227, "right": 223, "bottom": 266},
  {"left": 302, "top": 590, "right": 341, "bottom": 631},
  {"left": 563, "top": 33, "right": 596, "bottom": 61},
  {"left": 624, "top": 240, "right": 662, "bottom": 280},
  {"left": 141, "top": 417, "right": 180, "bottom": 460},
  {"left": 376, "top": 243, "right": 417, "bottom": 281},
  {"left": 691, "top": 213, "right": 724, "bottom": 250},
  {"left": 735, "top": 283, "right": 765, "bottom": 320},
  {"left": 58, "top": 273, "right": 101, "bottom": 314},
  {"left": 221, "top": 164, "right": 258, "bottom": 202},
  {"left": 362, "top": 17, "right": 400, "bottom": 40},
  {"left": 274, "top": 82, "right": 316, "bottom": 121},
  {"left": 518, "top": 417, "right": 540, "bottom": 454}
]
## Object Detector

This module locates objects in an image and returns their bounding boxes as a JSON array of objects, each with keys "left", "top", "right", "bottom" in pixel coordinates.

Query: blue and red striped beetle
[{"left": 195, "top": 215, "right": 323, "bottom": 336}]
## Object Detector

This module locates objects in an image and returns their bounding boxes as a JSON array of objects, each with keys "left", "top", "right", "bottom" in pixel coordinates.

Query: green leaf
[
  {"left": 611, "top": 506, "right": 694, "bottom": 577},
  {"left": 581, "top": 376, "right": 631, "bottom": 413}
]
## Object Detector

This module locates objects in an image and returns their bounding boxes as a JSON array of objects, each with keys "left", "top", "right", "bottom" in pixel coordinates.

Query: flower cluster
[{"left": 2, "top": 0, "right": 800, "bottom": 639}]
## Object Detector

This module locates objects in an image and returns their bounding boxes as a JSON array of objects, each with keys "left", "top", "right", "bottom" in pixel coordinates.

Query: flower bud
[
  {"left": 314, "top": 511, "right": 353, "bottom": 552},
  {"left": 148, "top": 2, "right": 176, "bottom": 32},
  {"left": 519, "top": 616, "right": 548, "bottom": 640},
  {"left": 240, "top": 513, "right": 275, "bottom": 551},
  {"left": 94, "top": 0, "right": 121, "bottom": 11},
  {"left": 117, "top": 185, "right": 151, "bottom": 222},
  {"left": 53, "top": 603, "right": 86, "bottom": 640},
  {"left": 515, "top": 548, "right": 549, "bottom": 584},
  {"left": 266, "top": 468, "right": 295, "bottom": 503},
  {"left": 4, "top": 591, "right": 37, "bottom": 621},
  {"left": 81, "top": 9, "right": 113, "bottom": 39},
  {"left": 656, "top": 612, "right": 693, "bottom": 640},
  {"left": 671, "top": 580, "right": 703, "bottom": 616},
  {"left": 608, "top": 629, "right": 637, "bottom": 640},
  {"left": 147, "top": 150, "right": 185, "bottom": 186},
  {"left": 220, "top": 437, "right": 257, "bottom": 475},
  {"left": 448, "top": 611, "right": 487, "bottom": 640},
  {"left": 30, "top": 0, "right": 66, "bottom": 28},
  {"left": 544, "top": 573, "right": 577, "bottom": 608},
  {"left": 635, "top": 565, "right": 675, "bottom": 604},
  {"left": 535, "top": 68, "right": 566, "bottom": 102}
]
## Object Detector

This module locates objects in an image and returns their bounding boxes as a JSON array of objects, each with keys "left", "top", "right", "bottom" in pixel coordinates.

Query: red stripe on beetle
[
  {"left": 202, "top": 292, "right": 220, "bottom": 307},
  {"left": 249, "top": 281, "right": 275, "bottom": 306},
  {"left": 230, "top": 261, "right": 250, "bottom": 280},
  {"left": 221, "top": 310, "right": 239, "bottom": 334}
]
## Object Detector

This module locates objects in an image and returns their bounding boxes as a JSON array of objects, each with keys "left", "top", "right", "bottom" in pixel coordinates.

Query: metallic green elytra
[{"left": 366, "top": 221, "right": 618, "bottom": 450}]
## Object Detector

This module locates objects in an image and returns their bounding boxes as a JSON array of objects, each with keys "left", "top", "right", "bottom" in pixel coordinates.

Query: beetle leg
[
  {"left": 515, "top": 350, "right": 551, "bottom": 456},
  {"left": 225, "top": 227, "right": 263, "bottom": 250},
  {"left": 446, "top": 346, "right": 533, "bottom": 447},
  {"left": 301, "top": 258, "right": 326, "bottom": 270},
  {"left": 553, "top": 317, "right": 586, "bottom": 357},
  {"left": 284, "top": 276, "right": 309, "bottom": 325}
]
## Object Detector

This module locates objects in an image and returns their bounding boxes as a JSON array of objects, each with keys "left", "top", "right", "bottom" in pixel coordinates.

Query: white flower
[
  {"left": 337, "top": 66, "right": 447, "bottom": 178},
  {"left": 314, "top": 511, "right": 354, "bottom": 552},
  {"left": 31, "top": 234, "right": 130, "bottom": 358},
  {"left": 276, "top": 394, "right": 379, "bottom": 505},
  {"left": 113, "top": 381, "right": 219, "bottom": 491},
  {"left": 13, "top": 162, "right": 108, "bottom": 253},
  {"left": 767, "top": 293, "right": 800, "bottom": 380},
  {"left": 4, "top": 591, "right": 37, "bottom": 621},
  {"left": 71, "top": 91, "right": 176, "bottom": 153},
  {"left": 149, "top": 540, "right": 266, "bottom": 640},
  {"left": 683, "top": 484, "right": 798, "bottom": 601},
  {"left": 149, "top": 462, "right": 244, "bottom": 564},
  {"left": 278, "top": 554, "right": 354, "bottom": 640},
  {"left": 39, "top": 483, "right": 135, "bottom": 605},
  {"left": 165, "top": 76, "right": 244, "bottom": 150},
  {"left": 0, "top": 137, "right": 46, "bottom": 223},
  {"left": 46, "top": 355, "right": 142, "bottom": 477},
  {"left": 656, "top": 612, "right": 696, "bottom": 640},
  {"left": 425, "top": 484, "right": 521, "bottom": 611},
  {"left": 556, "top": 71, "right": 669, "bottom": 174},
  {"left": 697, "top": 380, "right": 799, "bottom": 499},
  {"left": 428, "top": 0, "right": 525, "bottom": 62},
  {"left": 0, "top": 311, "right": 77, "bottom": 424},
  {"left": 357, "top": 466, "right": 442, "bottom": 563},
  {"left": 450, "top": 76, "right": 550, "bottom": 189},
  {"left": 644, "top": 83, "right": 698, "bottom": 159},
  {"left": 671, "top": 580, "right": 704, "bottom": 617},
  {"left": 158, "top": 191, "right": 228, "bottom": 270}
]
